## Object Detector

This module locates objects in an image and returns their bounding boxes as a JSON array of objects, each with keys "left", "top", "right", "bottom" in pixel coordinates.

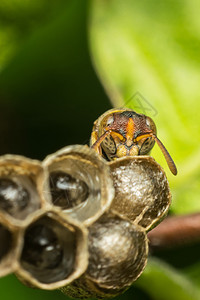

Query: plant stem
[{"left": 148, "top": 213, "right": 200, "bottom": 250}]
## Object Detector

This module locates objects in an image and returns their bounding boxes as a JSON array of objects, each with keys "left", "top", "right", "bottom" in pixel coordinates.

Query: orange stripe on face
[{"left": 126, "top": 118, "right": 135, "bottom": 142}]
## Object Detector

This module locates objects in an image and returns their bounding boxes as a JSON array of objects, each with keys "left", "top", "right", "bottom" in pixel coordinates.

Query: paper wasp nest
[
  {"left": 15, "top": 209, "right": 88, "bottom": 290},
  {"left": 109, "top": 156, "right": 171, "bottom": 231},
  {"left": 0, "top": 155, "right": 47, "bottom": 279},
  {"left": 61, "top": 213, "right": 148, "bottom": 299},
  {"left": 0, "top": 144, "right": 172, "bottom": 299},
  {"left": 42, "top": 145, "right": 114, "bottom": 226},
  {"left": 0, "top": 155, "right": 45, "bottom": 226},
  {"left": 0, "top": 212, "right": 20, "bottom": 277},
  {"left": 0, "top": 106, "right": 176, "bottom": 299}
]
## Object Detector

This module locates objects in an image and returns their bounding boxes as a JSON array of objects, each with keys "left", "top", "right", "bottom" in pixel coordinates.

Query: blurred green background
[{"left": 0, "top": 0, "right": 200, "bottom": 299}]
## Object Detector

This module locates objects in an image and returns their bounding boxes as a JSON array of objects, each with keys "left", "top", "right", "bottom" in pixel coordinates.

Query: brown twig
[{"left": 148, "top": 213, "right": 200, "bottom": 250}]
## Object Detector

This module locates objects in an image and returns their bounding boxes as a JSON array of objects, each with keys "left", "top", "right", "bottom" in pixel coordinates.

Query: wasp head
[{"left": 91, "top": 108, "right": 177, "bottom": 175}]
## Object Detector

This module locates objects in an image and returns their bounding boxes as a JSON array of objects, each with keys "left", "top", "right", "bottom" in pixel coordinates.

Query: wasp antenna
[
  {"left": 91, "top": 131, "right": 111, "bottom": 153},
  {"left": 153, "top": 135, "right": 177, "bottom": 175}
]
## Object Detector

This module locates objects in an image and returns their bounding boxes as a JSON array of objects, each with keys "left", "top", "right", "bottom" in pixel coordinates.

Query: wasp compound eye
[
  {"left": 42, "top": 145, "right": 114, "bottom": 226},
  {"left": 49, "top": 172, "right": 89, "bottom": 209},
  {"left": 0, "top": 178, "right": 30, "bottom": 216},
  {"left": 16, "top": 210, "right": 88, "bottom": 289}
]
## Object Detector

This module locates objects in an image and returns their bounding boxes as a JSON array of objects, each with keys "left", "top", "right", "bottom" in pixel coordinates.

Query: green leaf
[
  {"left": 0, "top": 0, "right": 110, "bottom": 158},
  {"left": 89, "top": 0, "right": 200, "bottom": 214},
  {"left": 0, "top": 0, "right": 67, "bottom": 69},
  {"left": 0, "top": 274, "right": 67, "bottom": 300},
  {"left": 134, "top": 258, "right": 200, "bottom": 300}
]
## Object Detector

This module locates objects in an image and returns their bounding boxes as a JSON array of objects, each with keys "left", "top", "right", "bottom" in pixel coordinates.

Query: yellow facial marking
[
  {"left": 129, "top": 146, "right": 139, "bottom": 156},
  {"left": 134, "top": 133, "right": 151, "bottom": 142},
  {"left": 116, "top": 145, "right": 127, "bottom": 158}
]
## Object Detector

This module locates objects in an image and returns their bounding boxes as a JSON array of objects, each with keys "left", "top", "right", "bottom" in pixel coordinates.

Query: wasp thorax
[
  {"left": 0, "top": 155, "right": 44, "bottom": 223},
  {"left": 49, "top": 171, "right": 89, "bottom": 209},
  {"left": 109, "top": 156, "right": 171, "bottom": 230},
  {"left": 16, "top": 210, "right": 88, "bottom": 289},
  {"left": 61, "top": 213, "right": 148, "bottom": 299},
  {"left": 43, "top": 145, "right": 114, "bottom": 226}
]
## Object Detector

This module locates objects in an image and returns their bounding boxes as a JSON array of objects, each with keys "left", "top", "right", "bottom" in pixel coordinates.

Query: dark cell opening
[
  {"left": 21, "top": 217, "right": 76, "bottom": 284},
  {"left": 49, "top": 171, "right": 89, "bottom": 209},
  {"left": 0, "top": 178, "right": 30, "bottom": 216},
  {"left": 0, "top": 225, "right": 12, "bottom": 261},
  {"left": 22, "top": 224, "right": 63, "bottom": 270}
]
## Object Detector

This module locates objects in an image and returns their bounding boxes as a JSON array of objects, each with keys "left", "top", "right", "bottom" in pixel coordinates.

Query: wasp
[{"left": 90, "top": 108, "right": 177, "bottom": 175}]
